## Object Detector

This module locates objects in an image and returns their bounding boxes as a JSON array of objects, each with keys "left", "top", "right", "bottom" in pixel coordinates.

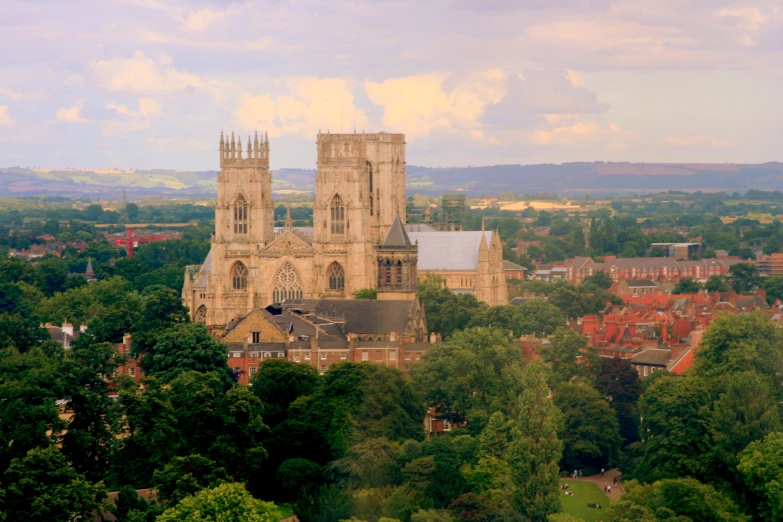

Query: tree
[
  {"left": 762, "top": 275, "right": 783, "bottom": 304},
  {"left": 512, "top": 300, "right": 565, "bottom": 338},
  {"left": 2, "top": 446, "right": 107, "bottom": 522},
  {"left": 631, "top": 375, "right": 715, "bottom": 482},
  {"left": 140, "top": 323, "right": 230, "bottom": 383},
  {"left": 705, "top": 275, "right": 730, "bottom": 293},
  {"left": 126, "top": 202, "right": 140, "bottom": 222},
  {"left": 507, "top": 360, "right": 562, "bottom": 522},
  {"left": 329, "top": 438, "right": 402, "bottom": 489},
  {"left": 595, "top": 358, "right": 642, "bottom": 444},
  {"left": 157, "top": 483, "right": 282, "bottom": 522},
  {"left": 728, "top": 263, "right": 760, "bottom": 294},
  {"left": 276, "top": 458, "right": 323, "bottom": 502},
  {"left": 60, "top": 341, "right": 126, "bottom": 482},
  {"left": 411, "top": 328, "right": 525, "bottom": 433},
  {"left": 582, "top": 270, "right": 612, "bottom": 289},
  {"left": 131, "top": 286, "right": 189, "bottom": 356},
  {"left": 607, "top": 478, "right": 747, "bottom": 522},
  {"left": 554, "top": 382, "right": 621, "bottom": 470},
  {"left": 152, "top": 454, "right": 230, "bottom": 504},
  {"left": 353, "top": 288, "right": 377, "bottom": 299},
  {"left": 250, "top": 359, "right": 319, "bottom": 428},
  {"left": 536, "top": 327, "right": 600, "bottom": 386},
  {"left": 672, "top": 277, "right": 702, "bottom": 294},
  {"left": 694, "top": 311, "right": 783, "bottom": 381},
  {"left": 0, "top": 346, "right": 64, "bottom": 474},
  {"left": 738, "top": 432, "right": 783, "bottom": 521}
]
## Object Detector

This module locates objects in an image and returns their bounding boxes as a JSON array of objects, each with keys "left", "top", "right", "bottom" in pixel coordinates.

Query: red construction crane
[{"left": 114, "top": 227, "right": 168, "bottom": 258}]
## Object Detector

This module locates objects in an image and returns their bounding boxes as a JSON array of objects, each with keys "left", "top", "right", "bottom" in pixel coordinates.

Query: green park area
[{"left": 559, "top": 480, "right": 609, "bottom": 522}]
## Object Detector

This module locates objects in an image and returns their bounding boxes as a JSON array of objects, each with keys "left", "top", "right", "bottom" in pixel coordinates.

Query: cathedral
[{"left": 182, "top": 131, "right": 507, "bottom": 327}]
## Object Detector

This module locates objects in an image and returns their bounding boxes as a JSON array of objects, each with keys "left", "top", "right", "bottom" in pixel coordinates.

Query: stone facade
[{"left": 183, "top": 131, "right": 507, "bottom": 326}]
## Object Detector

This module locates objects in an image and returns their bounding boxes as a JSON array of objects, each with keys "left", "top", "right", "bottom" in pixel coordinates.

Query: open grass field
[
  {"left": 277, "top": 504, "right": 295, "bottom": 518},
  {"left": 559, "top": 480, "right": 608, "bottom": 522}
]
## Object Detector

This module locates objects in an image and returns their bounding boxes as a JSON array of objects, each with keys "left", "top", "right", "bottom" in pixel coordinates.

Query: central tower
[{"left": 312, "top": 131, "right": 407, "bottom": 295}]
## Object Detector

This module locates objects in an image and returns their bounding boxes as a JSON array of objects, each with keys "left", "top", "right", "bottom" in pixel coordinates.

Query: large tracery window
[
  {"left": 328, "top": 263, "right": 345, "bottom": 291},
  {"left": 231, "top": 262, "right": 247, "bottom": 291},
  {"left": 330, "top": 195, "right": 345, "bottom": 234},
  {"left": 234, "top": 195, "right": 248, "bottom": 234},
  {"left": 195, "top": 305, "right": 207, "bottom": 323},
  {"left": 273, "top": 262, "right": 303, "bottom": 303}
]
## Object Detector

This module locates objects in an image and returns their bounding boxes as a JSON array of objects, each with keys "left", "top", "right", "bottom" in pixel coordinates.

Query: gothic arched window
[
  {"left": 395, "top": 260, "right": 403, "bottom": 286},
  {"left": 328, "top": 263, "right": 345, "bottom": 291},
  {"left": 234, "top": 194, "right": 248, "bottom": 234},
  {"left": 384, "top": 259, "right": 392, "bottom": 286},
  {"left": 273, "top": 262, "right": 303, "bottom": 303},
  {"left": 366, "top": 161, "right": 374, "bottom": 216},
  {"left": 330, "top": 194, "right": 345, "bottom": 235},
  {"left": 195, "top": 305, "right": 207, "bottom": 324},
  {"left": 231, "top": 262, "right": 247, "bottom": 291}
]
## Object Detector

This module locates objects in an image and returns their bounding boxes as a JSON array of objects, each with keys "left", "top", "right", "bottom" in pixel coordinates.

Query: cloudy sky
[{"left": 0, "top": 0, "right": 781, "bottom": 170}]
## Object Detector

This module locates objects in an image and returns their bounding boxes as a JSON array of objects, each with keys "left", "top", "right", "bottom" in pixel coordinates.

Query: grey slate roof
[
  {"left": 296, "top": 299, "right": 414, "bottom": 334},
  {"left": 625, "top": 280, "right": 658, "bottom": 288},
  {"left": 405, "top": 223, "right": 438, "bottom": 232},
  {"left": 384, "top": 215, "right": 412, "bottom": 247},
  {"left": 631, "top": 348, "right": 671, "bottom": 366},
  {"left": 406, "top": 231, "right": 494, "bottom": 271}
]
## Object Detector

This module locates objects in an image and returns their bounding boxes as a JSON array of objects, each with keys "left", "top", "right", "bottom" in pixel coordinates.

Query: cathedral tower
[
  {"left": 209, "top": 131, "right": 275, "bottom": 324},
  {"left": 312, "top": 132, "right": 407, "bottom": 296}
]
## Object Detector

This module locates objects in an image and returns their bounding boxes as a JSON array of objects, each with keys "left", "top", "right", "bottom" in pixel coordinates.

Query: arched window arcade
[{"left": 330, "top": 194, "right": 345, "bottom": 234}]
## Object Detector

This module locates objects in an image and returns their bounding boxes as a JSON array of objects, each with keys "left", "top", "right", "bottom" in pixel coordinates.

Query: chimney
[
  {"left": 429, "top": 332, "right": 437, "bottom": 344},
  {"left": 661, "top": 323, "right": 669, "bottom": 345},
  {"left": 62, "top": 322, "right": 74, "bottom": 337},
  {"left": 123, "top": 333, "right": 132, "bottom": 352}
]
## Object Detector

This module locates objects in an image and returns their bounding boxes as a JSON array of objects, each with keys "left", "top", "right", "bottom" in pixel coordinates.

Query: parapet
[{"left": 219, "top": 130, "right": 269, "bottom": 168}]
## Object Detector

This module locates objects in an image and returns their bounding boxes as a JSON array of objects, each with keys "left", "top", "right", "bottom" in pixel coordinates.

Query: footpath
[{"left": 565, "top": 469, "right": 624, "bottom": 500}]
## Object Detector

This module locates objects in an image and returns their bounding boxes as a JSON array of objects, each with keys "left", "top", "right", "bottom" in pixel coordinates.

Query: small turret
[{"left": 218, "top": 130, "right": 270, "bottom": 168}]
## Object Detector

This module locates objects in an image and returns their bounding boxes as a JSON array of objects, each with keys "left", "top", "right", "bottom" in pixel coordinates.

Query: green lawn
[
  {"left": 559, "top": 480, "right": 608, "bottom": 522},
  {"left": 277, "top": 504, "right": 295, "bottom": 518}
]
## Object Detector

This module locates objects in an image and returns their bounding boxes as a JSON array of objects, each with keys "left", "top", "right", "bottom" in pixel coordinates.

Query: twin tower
[{"left": 184, "top": 131, "right": 416, "bottom": 326}]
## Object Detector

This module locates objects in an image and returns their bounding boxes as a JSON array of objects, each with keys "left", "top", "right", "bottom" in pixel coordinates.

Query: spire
[
  {"left": 247, "top": 135, "right": 251, "bottom": 158},
  {"left": 231, "top": 132, "right": 236, "bottom": 158},
  {"left": 264, "top": 131, "right": 269, "bottom": 150},
  {"left": 254, "top": 130, "right": 259, "bottom": 158},
  {"left": 284, "top": 205, "right": 294, "bottom": 231},
  {"left": 481, "top": 217, "right": 485, "bottom": 232},
  {"left": 237, "top": 135, "right": 242, "bottom": 159},
  {"left": 85, "top": 258, "right": 94, "bottom": 276},
  {"left": 219, "top": 130, "right": 224, "bottom": 151},
  {"left": 383, "top": 214, "right": 412, "bottom": 247}
]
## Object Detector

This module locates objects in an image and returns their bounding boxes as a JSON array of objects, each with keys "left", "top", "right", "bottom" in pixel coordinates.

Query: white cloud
[
  {"left": 529, "top": 117, "right": 633, "bottom": 150},
  {"left": 564, "top": 69, "right": 585, "bottom": 87},
  {"left": 0, "top": 106, "right": 14, "bottom": 127},
  {"left": 0, "top": 88, "right": 45, "bottom": 101},
  {"left": 662, "top": 136, "right": 734, "bottom": 148},
  {"left": 55, "top": 105, "right": 87, "bottom": 123},
  {"left": 140, "top": 32, "right": 275, "bottom": 51},
  {"left": 717, "top": 7, "right": 767, "bottom": 30},
  {"left": 235, "top": 78, "right": 369, "bottom": 138},
  {"left": 88, "top": 51, "right": 213, "bottom": 95},
  {"left": 180, "top": 9, "right": 226, "bottom": 32},
  {"left": 365, "top": 71, "right": 506, "bottom": 138}
]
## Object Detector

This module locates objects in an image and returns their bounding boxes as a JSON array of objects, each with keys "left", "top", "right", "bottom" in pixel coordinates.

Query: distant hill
[{"left": 2, "top": 162, "right": 780, "bottom": 198}]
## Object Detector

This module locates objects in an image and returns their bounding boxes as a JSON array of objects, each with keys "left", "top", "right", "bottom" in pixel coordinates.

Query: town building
[
  {"left": 504, "top": 260, "right": 528, "bottom": 280},
  {"left": 555, "top": 256, "right": 733, "bottom": 284}
]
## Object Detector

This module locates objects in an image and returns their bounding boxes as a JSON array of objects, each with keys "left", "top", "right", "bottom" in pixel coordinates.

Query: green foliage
[
  {"left": 582, "top": 270, "right": 612, "bottom": 289},
  {"left": 672, "top": 277, "right": 702, "bottom": 294},
  {"left": 607, "top": 478, "right": 748, "bottom": 522},
  {"left": 595, "top": 358, "right": 641, "bottom": 444},
  {"left": 1, "top": 446, "right": 107, "bottom": 522},
  {"left": 738, "top": 432, "right": 783, "bottom": 521},
  {"left": 139, "top": 323, "right": 230, "bottom": 383},
  {"left": 553, "top": 383, "right": 621, "bottom": 470},
  {"left": 704, "top": 275, "right": 730, "bottom": 293},
  {"left": 507, "top": 360, "right": 562, "bottom": 522},
  {"left": 157, "top": 483, "right": 282, "bottom": 522},
  {"left": 0, "top": 346, "right": 65, "bottom": 474},
  {"left": 417, "top": 275, "right": 487, "bottom": 338},
  {"left": 297, "top": 484, "right": 355, "bottom": 522},
  {"left": 513, "top": 300, "right": 566, "bottom": 338},
  {"left": 631, "top": 375, "right": 716, "bottom": 482},
  {"left": 694, "top": 311, "right": 783, "bottom": 381},
  {"left": 152, "top": 454, "right": 230, "bottom": 504},
  {"left": 277, "top": 458, "right": 324, "bottom": 501},
  {"left": 353, "top": 288, "right": 377, "bottom": 300},
  {"left": 251, "top": 359, "right": 319, "bottom": 427},
  {"left": 548, "top": 282, "right": 619, "bottom": 319},
  {"left": 728, "top": 263, "right": 760, "bottom": 293},
  {"left": 411, "top": 328, "right": 525, "bottom": 433},
  {"left": 537, "top": 328, "right": 601, "bottom": 386}
]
